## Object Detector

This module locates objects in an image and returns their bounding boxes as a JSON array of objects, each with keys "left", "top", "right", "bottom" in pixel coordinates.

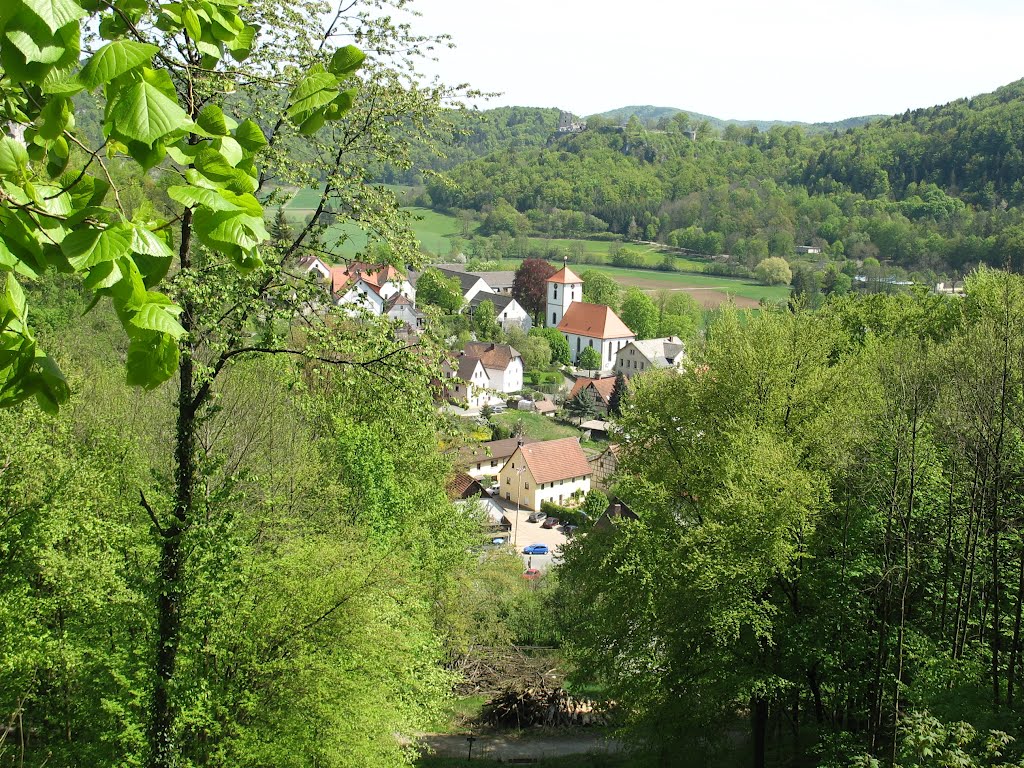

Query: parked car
[
  {"left": 522, "top": 568, "right": 541, "bottom": 580},
  {"left": 490, "top": 537, "right": 506, "bottom": 546},
  {"left": 491, "top": 403, "right": 506, "bottom": 414},
  {"left": 541, "top": 517, "right": 559, "bottom": 529},
  {"left": 488, "top": 482, "right": 501, "bottom": 495},
  {"left": 562, "top": 524, "right": 579, "bottom": 537},
  {"left": 522, "top": 543, "right": 549, "bottom": 555},
  {"left": 526, "top": 511, "right": 547, "bottom": 523}
]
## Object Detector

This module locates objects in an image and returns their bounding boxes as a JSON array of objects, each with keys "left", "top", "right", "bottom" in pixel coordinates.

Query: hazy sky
[{"left": 409, "top": 0, "right": 1024, "bottom": 122}]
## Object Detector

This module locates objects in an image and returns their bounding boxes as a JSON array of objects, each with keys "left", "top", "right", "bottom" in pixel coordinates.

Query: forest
[
  {"left": 4, "top": 0, "right": 1024, "bottom": 766},
  {"left": 419, "top": 82, "right": 1024, "bottom": 283}
]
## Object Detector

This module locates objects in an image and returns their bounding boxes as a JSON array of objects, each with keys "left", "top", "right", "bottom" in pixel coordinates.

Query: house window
[
  {"left": 506, "top": 477, "right": 510, "bottom": 485},
  {"left": 589, "top": 339, "right": 593, "bottom": 347},
  {"left": 576, "top": 338, "right": 581, "bottom": 353},
  {"left": 553, "top": 285, "right": 558, "bottom": 300},
  {"left": 525, "top": 482, "right": 530, "bottom": 490},
  {"left": 476, "top": 463, "right": 481, "bottom": 470},
  {"left": 491, "top": 460, "right": 498, "bottom": 467}
]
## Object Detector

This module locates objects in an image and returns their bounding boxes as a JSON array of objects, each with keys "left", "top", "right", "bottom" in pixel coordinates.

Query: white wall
[
  {"left": 497, "top": 450, "right": 592, "bottom": 511},
  {"left": 337, "top": 280, "right": 384, "bottom": 315},
  {"left": 566, "top": 333, "right": 633, "bottom": 372},
  {"left": 546, "top": 279, "right": 580, "bottom": 328}
]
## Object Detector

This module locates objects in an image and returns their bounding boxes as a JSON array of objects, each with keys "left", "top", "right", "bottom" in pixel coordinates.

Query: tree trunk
[
  {"left": 149, "top": 208, "right": 195, "bottom": 768},
  {"left": 752, "top": 696, "right": 768, "bottom": 768}
]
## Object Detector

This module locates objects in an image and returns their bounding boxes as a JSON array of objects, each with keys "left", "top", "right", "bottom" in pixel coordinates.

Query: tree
[
  {"left": 582, "top": 269, "right": 621, "bottom": 309},
  {"left": 577, "top": 345, "right": 602, "bottom": 374},
  {"left": 0, "top": 0, "right": 473, "bottom": 764},
  {"left": 755, "top": 257, "right": 793, "bottom": 286},
  {"left": 656, "top": 291, "right": 702, "bottom": 340},
  {"left": 564, "top": 388, "right": 597, "bottom": 424},
  {"left": 473, "top": 299, "right": 500, "bottom": 341},
  {"left": 271, "top": 207, "right": 294, "bottom": 245},
  {"left": 520, "top": 333, "right": 552, "bottom": 371},
  {"left": 619, "top": 288, "right": 659, "bottom": 339},
  {"left": 513, "top": 259, "right": 556, "bottom": 323},
  {"left": 532, "top": 327, "right": 570, "bottom": 366},
  {"left": 581, "top": 488, "right": 609, "bottom": 520},
  {"left": 608, "top": 372, "right": 627, "bottom": 416},
  {"left": 418, "top": 268, "right": 464, "bottom": 312}
]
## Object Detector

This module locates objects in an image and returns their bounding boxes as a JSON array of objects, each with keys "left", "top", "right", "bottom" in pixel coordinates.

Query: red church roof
[
  {"left": 546, "top": 265, "right": 583, "bottom": 284},
  {"left": 557, "top": 302, "right": 634, "bottom": 339}
]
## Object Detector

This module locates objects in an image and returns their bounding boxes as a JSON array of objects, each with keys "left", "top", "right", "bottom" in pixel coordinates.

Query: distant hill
[{"left": 591, "top": 104, "right": 883, "bottom": 134}]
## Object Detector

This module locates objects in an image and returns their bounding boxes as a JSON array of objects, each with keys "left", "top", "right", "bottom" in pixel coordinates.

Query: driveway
[{"left": 489, "top": 494, "right": 568, "bottom": 571}]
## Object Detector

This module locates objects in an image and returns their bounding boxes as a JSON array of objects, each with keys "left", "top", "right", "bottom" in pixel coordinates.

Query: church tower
[{"left": 545, "top": 262, "right": 583, "bottom": 328}]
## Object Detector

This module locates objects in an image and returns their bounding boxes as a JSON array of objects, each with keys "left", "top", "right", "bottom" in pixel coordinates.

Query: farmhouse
[
  {"left": 613, "top": 336, "right": 685, "bottom": 378},
  {"left": 568, "top": 376, "right": 617, "bottom": 412},
  {"left": 459, "top": 436, "right": 538, "bottom": 479},
  {"left": 468, "top": 292, "right": 533, "bottom": 331},
  {"left": 460, "top": 342, "right": 524, "bottom": 394},
  {"left": 546, "top": 265, "right": 635, "bottom": 372},
  {"left": 497, "top": 437, "right": 592, "bottom": 511}
]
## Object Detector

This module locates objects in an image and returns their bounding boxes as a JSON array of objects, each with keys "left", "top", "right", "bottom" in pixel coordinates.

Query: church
[{"left": 546, "top": 265, "right": 636, "bottom": 372}]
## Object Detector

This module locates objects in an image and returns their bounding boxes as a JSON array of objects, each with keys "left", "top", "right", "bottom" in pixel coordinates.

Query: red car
[
  {"left": 522, "top": 568, "right": 541, "bottom": 580},
  {"left": 541, "top": 517, "right": 559, "bottom": 529}
]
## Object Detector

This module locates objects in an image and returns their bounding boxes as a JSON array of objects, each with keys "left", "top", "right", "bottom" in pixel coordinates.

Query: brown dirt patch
[{"left": 638, "top": 285, "right": 761, "bottom": 309}]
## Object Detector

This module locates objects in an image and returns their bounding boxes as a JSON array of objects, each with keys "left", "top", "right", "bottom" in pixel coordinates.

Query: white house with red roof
[
  {"left": 546, "top": 265, "right": 635, "bottom": 372},
  {"left": 497, "top": 437, "right": 592, "bottom": 511}
]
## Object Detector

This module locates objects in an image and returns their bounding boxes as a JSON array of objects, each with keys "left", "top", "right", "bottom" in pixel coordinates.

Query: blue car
[{"left": 522, "top": 544, "right": 549, "bottom": 555}]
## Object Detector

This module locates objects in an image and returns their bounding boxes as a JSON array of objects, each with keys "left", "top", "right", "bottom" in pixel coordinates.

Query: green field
[
  {"left": 491, "top": 411, "right": 580, "bottom": 442},
  {"left": 279, "top": 190, "right": 787, "bottom": 307}
]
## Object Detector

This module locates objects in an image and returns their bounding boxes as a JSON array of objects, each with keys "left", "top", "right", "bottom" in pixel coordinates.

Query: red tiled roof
[
  {"left": 446, "top": 471, "right": 483, "bottom": 500},
  {"left": 327, "top": 262, "right": 406, "bottom": 295},
  {"left": 569, "top": 376, "right": 616, "bottom": 405},
  {"left": 558, "top": 302, "right": 634, "bottom": 339},
  {"left": 463, "top": 342, "right": 521, "bottom": 371},
  {"left": 546, "top": 265, "right": 583, "bottom": 284},
  {"left": 518, "top": 437, "right": 592, "bottom": 484}
]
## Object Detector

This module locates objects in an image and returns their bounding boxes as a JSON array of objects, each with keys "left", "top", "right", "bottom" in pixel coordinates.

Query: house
[
  {"left": 446, "top": 471, "right": 486, "bottom": 501},
  {"left": 458, "top": 436, "right": 538, "bottom": 479},
  {"left": 795, "top": 245, "right": 822, "bottom": 255},
  {"left": 589, "top": 444, "right": 620, "bottom": 490},
  {"left": 593, "top": 499, "right": 639, "bottom": 532},
  {"left": 613, "top": 336, "right": 685, "bottom": 378},
  {"left": 461, "top": 342, "right": 524, "bottom": 394},
  {"left": 547, "top": 265, "right": 635, "bottom": 371},
  {"left": 533, "top": 399, "right": 557, "bottom": 417},
  {"left": 436, "top": 264, "right": 516, "bottom": 296},
  {"left": 305, "top": 260, "right": 416, "bottom": 317},
  {"left": 437, "top": 267, "right": 495, "bottom": 303},
  {"left": 384, "top": 293, "right": 425, "bottom": 330},
  {"left": 567, "top": 376, "right": 617, "bottom": 412},
  {"left": 447, "top": 355, "right": 492, "bottom": 410},
  {"left": 468, "top": 292, "right": 533, "bottom": 332},
  {"left": 497, "top": 437, "right": 592, "bottom": 511},
  {"left": 337, "top": 276, "right": 386, "bottom": 315},
  {"left": 297, "top": 255, "right": 332, "bottom": 282}
]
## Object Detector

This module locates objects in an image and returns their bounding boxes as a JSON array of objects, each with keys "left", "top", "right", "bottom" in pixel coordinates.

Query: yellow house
[{"left": 497, "top": 437, "right": 592, "bottom": 511}]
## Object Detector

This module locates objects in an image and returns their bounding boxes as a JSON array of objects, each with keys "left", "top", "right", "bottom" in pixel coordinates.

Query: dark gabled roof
[
  {"left": 569, "top": 376, "right": 616, "bottom": 405},
  {"left": 469, "top": 292, "right": 518, "bottom": 313},
  {"left": 438, "top": 267, "right": 491, "bottom": 294},
  {"left": 456, "top": 356, "right": 488, "bottom": 382},
  {"left": 459, "top": 437, "right": 538, "bottom": 467}
]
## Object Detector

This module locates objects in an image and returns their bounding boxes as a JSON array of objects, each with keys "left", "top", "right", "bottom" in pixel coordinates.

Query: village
[{"left": 294, "top": 253, "right": 687, "bottom": 570}]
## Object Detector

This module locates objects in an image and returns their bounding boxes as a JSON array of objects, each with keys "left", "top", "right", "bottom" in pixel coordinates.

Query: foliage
[
  {"left": 618, "top": 288, "right": 659, "bottom": 339},
  {"left": 513, "top": 258, "right": 556, "bottom": 321},
  {"left": 581, "top": 489, "right": 609, "bottom": 520},
  {"left": 582, "top": 269, "right": 621, "bottom": 309},
  {"left": 532, "top": 326, "right": 570, "bottom": 366},
  {"left": 473, "top": 299, "right": 500, "bottom": 341},
  {"left": 565, "top": 388, "right": 597, "bottom": 423},
  {"left": 577, "top": 345, "right": 602, "bottom": 372},
  {"left": 608, "top": 372, "right": 627, "bottom": 416},
  {"left": 754, "top": 257, "right": 793, "bottom": 286},
  {"left": 418, "top": 268, "right": 465, "bottom": 312}
]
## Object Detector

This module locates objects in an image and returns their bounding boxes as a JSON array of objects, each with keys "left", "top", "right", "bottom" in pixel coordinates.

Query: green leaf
[
  {"left": 78, "top": 40, "right": 158, "bottom": 89},
  {"left": 129, "top": 224, "right": 175, "bottom": 258},
  {"left": 21, "top": 0, "right": 86, "bottom": 34},
  {"left": 182, "top": 7, "right": 201, "bottom": 40},
  {"left": 286, "top": 70, "right": 338, "bottom": 121},
  {"left": 328, "top": 45, "right": 365, "bottom": 76},
  {"left": 108, "top": 77, "right": 193, "bottom": 144},
  {"left": 125, "top": 332, "right": 179, "bottom": 389},
  {"left": 61, "top": 225, "right": 133, "bottom": 270},
  {"left": 227, "top": 23, "right": 256, "bottom": 61},
  {"left": 233, "top": 119, "right": 267, "bottom": 151},
  {"left": 0, "top": 138, "right": 29, "bottom": 178},
  {"left": 130, "top": 302, "right": 186, "bottom": 337},
  {"left": 3, "top": 273, "right": 27, "bottom": 321},
  {"left": 5, "top": 28, "right": 66, "bottom": 64},
  {"left": 196, "top": 104, "right": 227, "bottom": 136}
]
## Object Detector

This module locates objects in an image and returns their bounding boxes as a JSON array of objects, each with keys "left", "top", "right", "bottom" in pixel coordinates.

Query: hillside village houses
[
  {"left": 468, "top": 292, "right": 533, "bottom": 332},
  {"left": 613, "top": 336, "right": 685, "bottom": 378},
  {"left": 459, "top": 436, "right": 538, "bottom": 479},
  {"left": 443, "top": 341, "right": 524, "bottom": 409},
  {"left": 568, "top": 376, "right": 616, "bottom": 413},
  {"left": 497, "top": 437, "right": 593, "bottom": 511},
  {"left": 298, "top": 256, "right": 424, "bottom": 328},
  {"left": 547, "top": 265, "right": 636, "bottom": 372}
]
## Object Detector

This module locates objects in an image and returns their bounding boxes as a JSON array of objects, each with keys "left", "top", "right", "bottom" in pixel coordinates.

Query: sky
[{"left": 406, "top": 0, "right": 1024, "bottom": 123}]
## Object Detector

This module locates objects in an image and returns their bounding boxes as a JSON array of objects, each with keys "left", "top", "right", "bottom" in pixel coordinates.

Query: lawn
[{"left": 491, "top": 411, "right": 580, "bottom": 443}]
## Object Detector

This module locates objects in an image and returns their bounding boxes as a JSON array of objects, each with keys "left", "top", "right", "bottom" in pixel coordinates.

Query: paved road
[{"left": 490, "top": 495, "right": 568, "bottom": 572}]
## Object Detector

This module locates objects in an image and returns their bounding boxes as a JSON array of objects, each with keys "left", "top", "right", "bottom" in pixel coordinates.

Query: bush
[{"left": 754, "top": 257, "right": 793, "bottom": 286}]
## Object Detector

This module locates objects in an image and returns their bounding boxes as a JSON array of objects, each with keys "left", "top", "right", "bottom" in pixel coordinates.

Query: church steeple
[{"left": 545, "top": 263, "right": 583, "bottom": 328}]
